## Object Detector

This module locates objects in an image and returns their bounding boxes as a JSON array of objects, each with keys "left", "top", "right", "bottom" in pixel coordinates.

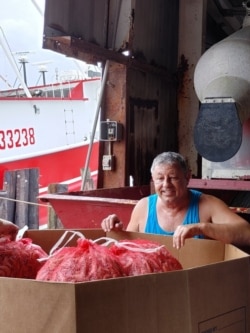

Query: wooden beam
[
  {"left": 177, "top": 0, "right": 207, "bottom": 175},
  {"left": 43, "top": 36, "right": 173, "bottom": 80}
]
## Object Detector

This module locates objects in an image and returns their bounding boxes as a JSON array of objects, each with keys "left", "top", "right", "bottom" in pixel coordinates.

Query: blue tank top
[{"left": 144, "top": 189, "right": 204, "bottom": 238}]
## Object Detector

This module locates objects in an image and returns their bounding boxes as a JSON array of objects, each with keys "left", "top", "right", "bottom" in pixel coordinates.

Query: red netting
[
  {"left": 0, "top": 237, "right": 48, "bottom": 278},
  {"left": 36, "top": 233, "right": 183, "bottom": 282},
  {"left": 110, "top": 239, "right": 183, "bottom": 276},
  {"left": 36, "top": 238, "right": 124, "bottom": 282}
]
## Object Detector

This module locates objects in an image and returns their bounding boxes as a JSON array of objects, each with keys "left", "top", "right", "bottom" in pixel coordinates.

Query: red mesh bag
[
  {"left": 36, "top": 237, "right": 124, "bottom": 282},
  {"left": 0, "top": 237, "right": 48, "bottom": 278},
  {"left": 110, "top": 238, "right": 183, "bottom": 276}
]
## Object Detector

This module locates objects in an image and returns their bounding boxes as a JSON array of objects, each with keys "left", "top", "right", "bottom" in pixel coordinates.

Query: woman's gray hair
[{"left": 150, "top": 152, "right": 189, "bottom": 175}]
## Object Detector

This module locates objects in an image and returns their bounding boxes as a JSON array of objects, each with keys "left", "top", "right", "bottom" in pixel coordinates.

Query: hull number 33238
[{"left": 0, "top": 128, "right": 35, "bottom": 150}]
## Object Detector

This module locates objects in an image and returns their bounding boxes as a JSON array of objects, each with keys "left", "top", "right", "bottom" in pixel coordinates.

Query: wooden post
[
  {"left": 3, "top": 170, "right": 17, "bottom": 223},
  {"left": 48, "top": 183, "right": 68, "bottom": 229},
  {"left": 0, "top": 191, "right": 8, "bottom": 220},
  {"left": 3, "top": 168, "right": 40, "bottom": 228},
  {"left": 15, "top": 169, "right": 29, "bottom": 228},
  {"left": 28, "top": 168, "right": 39, "bottom": 229}
]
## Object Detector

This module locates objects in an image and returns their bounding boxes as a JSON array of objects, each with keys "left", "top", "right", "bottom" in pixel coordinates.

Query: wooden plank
[
  {"left": 3, "top": 170, "right": 16, "bottom": 223},
  {"left": 189, "top": 178, "right": 250, "bottom": 191},
  {"left": 48, "top": 183, "right": 68, "bottom": 229},
  {"left": 15, "top": 169, "right": 29, "bottom": 228},
  {"left": 28, "top": 168, "right": 39, "bottom": 229},
  {"left": 0, "top": 191, "right": 8, "bottom": 220}
]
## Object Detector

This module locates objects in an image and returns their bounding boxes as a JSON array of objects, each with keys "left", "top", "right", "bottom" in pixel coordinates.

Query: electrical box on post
[
  {"left": 102, "top": 155, "right": 115, "bottom": 171},
  {"left": 100, "top": 120, "right": 123, "bottom": 141}
]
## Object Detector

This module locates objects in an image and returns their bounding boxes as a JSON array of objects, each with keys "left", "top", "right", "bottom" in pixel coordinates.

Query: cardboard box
[{"left": 0, "top": 229, "right": 249, "bottom": 333}]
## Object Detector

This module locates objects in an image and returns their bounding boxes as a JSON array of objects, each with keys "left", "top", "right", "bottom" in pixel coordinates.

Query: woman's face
[{"left": 152, "top": 163, "right": 190, "bottom": 204}]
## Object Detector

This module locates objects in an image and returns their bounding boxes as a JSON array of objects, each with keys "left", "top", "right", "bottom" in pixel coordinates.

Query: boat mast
[
  {"left": 19, "top": 55, "right": 29, "bottom": 86},
  {"left": 0, "top": 27, "right": 32, "bottom": 98}
]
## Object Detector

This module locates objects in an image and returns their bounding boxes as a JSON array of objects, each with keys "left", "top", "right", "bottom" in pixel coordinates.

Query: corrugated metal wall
[
  {"left": 132, "top": 0, "right": 179, "bottom": 69},
  {"left": 43, "top": 0, "right": 134, "bottom": 57}
]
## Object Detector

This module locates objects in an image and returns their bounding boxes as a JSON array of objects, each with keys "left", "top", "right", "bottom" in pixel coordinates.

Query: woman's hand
[{"left": 101, "top": 214, "right": 124, "bottom": 232}]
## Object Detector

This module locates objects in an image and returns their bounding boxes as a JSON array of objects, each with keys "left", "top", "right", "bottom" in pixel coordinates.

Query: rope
[{"left": 0, "top": 196, "right": 50, "bottom": 208}]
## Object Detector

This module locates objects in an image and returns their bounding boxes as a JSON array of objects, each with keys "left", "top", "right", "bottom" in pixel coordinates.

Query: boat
[
  {"left": 0, "top": 76, "right": 101, "bottom": 184},
  {"left": 0, "top": 76, "right": 102, "bottom": 227},
  {"left": 0, "top": 31, "right": 102, "bottom": 227}
]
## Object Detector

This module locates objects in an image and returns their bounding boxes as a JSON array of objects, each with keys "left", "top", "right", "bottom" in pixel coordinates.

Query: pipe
[
  {"left": 81, "top": 0, "right": 123, "bottom": 189},
  {"left": 81, "top": 60, "right": 110, "bottom": 190}
]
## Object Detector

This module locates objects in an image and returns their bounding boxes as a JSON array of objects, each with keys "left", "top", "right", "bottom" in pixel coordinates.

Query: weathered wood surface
[
  {"left": 28, "top": 168, "right": 39, "bottom": 229},
  {"left": 48, "top": 183, "right": 68, "bottom": 229},
  {"left": 0, "top": 191, "right": 8, "bottom": 220},
  {"left": 15, "top": 169, "right": 29, "bottom": 228},
  {"left": 2, "top": 170, "right": 16, "bottom": 222},
  {"left": 2, "top": 168, "right": 39, "bottom": 229}
]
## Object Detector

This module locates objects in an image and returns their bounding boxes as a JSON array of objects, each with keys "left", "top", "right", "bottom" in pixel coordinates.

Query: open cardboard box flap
[{"left": 0, "top": 229, "right": 249, "bottom": 333}]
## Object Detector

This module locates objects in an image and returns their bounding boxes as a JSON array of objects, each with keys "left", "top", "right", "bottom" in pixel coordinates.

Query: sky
[{"left": 0, "top": 0, "right": 96, "bottom": 90}]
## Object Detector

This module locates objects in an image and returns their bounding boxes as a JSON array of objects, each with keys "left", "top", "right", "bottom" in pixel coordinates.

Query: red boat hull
[
  {"left": 0, "top": 142, "right": 99, "bottom": 227},
  {"left": 0, "top": 142, "right": 99, "bottom": 189}
]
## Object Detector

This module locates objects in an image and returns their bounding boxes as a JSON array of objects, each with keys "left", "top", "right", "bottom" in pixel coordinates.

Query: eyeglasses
[{"left": 153, "top": 176, "right": 180, "bottom": 185}]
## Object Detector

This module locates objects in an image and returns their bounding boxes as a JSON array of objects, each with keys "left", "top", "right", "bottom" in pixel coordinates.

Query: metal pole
[
  {"left": 81, "top": 60, "right": 110, "bottom": 190},
  {"left": 0, "top": 27, "right": 32, "bottom": 98},
  {"left": 81, "top": 0, "right": 121, "bottom": 190},
  {"left": 20, "top": 59, "right": 28, "bottom": 85}
]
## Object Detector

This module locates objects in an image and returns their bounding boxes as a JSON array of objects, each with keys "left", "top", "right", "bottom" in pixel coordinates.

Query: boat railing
[
  {"left": 0, "top": 80, "right": 78, "bottom": 99},
  {"left": 35, "top": 80, "right": 76, "bottom": 99}
]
